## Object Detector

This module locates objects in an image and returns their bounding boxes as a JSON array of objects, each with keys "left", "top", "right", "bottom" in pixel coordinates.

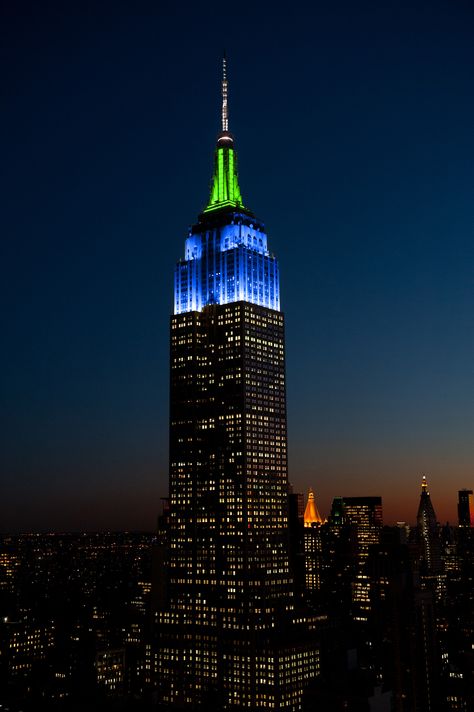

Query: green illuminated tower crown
[{"left": 203, "top": 55, "right": 246, "bottom": 214}]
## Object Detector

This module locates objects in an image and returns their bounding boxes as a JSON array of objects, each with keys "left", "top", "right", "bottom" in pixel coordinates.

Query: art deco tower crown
[{"left": 174, "top": 56, "right": 280, "bottom": 315}]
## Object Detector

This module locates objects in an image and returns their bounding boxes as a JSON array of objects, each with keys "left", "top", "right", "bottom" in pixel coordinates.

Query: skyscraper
[
  {"left": 341, "top": 497, "right": 383, "bottom": 622},
  {"left": 157, "top": 58, "right": 320, "bottom": 710},
  {"left": 303, "top": 489, "right": 324, "bottom": 595},
  {"left": 416, "top": 476, "right": 442, "bottom": 575}
]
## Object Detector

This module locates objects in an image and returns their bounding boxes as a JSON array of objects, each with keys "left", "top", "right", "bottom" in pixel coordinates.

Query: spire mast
[
  {"left": 222, "top": 53, "right": 229, "bottom": 133},
  {"left": 204, "top": 53, "right": 247, "bottom": 214}
]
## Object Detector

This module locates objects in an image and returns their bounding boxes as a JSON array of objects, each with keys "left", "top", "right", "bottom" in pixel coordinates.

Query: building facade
[
  {"left": 458, "top": 489, "right": 474, "bottom": 528},
  {"left": 340, "top": 496, "right": 383, "bottom": 622},
  {"left": 417, "top": 476, "right": 443, "bottom": 575},
  {"left": 303, "top": 489, "right": 324, "bottom": 594},
  {"left": 157, "top": 59, "right": 320, "bottom": 710}
]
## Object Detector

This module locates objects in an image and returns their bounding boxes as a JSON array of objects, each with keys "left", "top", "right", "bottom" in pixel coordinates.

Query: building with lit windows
[
  {"left": 95, "top": 648, "right": 125, "bottom": 695},
  {"left": 0, "top": 550, "right": 20, "bottom": 595},
  {"left": 339, "top": 497, "right": 383, "bottom": 622},
  {"left": 1, "top": 621, "right": 55, "bottom": 680},
  {"left": 417, "top": 476, "right": 442, "bottom": 575},
  {"left": 157, "top": 58, "right": 320, "bottom": 710},
  {"left": 303, "top": 489, "right": 324, "bottom": 594}
]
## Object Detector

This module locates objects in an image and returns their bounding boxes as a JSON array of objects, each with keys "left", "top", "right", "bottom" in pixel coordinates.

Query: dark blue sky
[{"left": 2, "top": 0, "right": 473, "bottom": 531}]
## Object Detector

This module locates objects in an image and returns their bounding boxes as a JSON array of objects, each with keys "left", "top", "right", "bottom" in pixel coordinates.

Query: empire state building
[{"left": 157, "top": 58, "right": 320, "bottom": 710}]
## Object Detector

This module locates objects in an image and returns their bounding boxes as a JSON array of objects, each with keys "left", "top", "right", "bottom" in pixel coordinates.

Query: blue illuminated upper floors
[{"left": 174, "top": 213, "right": 280, "bottom": 314}]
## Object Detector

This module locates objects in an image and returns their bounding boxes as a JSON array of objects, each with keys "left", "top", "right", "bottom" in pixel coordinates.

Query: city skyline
[{"left": 2, "top": 0, "right": 474, "bottom": 532}]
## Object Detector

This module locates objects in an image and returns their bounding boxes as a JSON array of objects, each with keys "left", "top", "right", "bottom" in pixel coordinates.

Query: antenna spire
[{"left": 222, "top": 52, "right": 229, "bottom": 133}]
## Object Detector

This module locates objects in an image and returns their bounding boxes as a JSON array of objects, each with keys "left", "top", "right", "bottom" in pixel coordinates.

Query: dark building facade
[
  {"left": 157, "top": 59, "right": 320, "bottom": 710},
  {"left": 339, "top": 497, "right": 383, "bottom": 623},
  {"left": 458, "top": 489, "right": 474, "bottom": 528}
]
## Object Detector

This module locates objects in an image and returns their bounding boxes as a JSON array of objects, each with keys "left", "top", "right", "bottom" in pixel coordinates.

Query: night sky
[{"left": 2, "top": 0, "right": 474, "bottom": 532}]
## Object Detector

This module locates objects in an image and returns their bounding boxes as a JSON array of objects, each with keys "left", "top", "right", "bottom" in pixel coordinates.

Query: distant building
[
  {"left": 416, "top": 476, "right": 443, "bottom": 574},
  {"left": 457, "top": 489, "right": 474, "bottom": 527},
  {"left": 0, "top": 549, "right": 20, "bottom": 595},
  {"left": 0, "top": 620, "right": 55, "bottom": 680},
  {"left": 95, "top": 648, "right": 125, "bottom": 695},
  {"left": 304, "top": 488, "right": 323, "bottom": 527},
  {"left": 341, "top": 497, "right": 383, "bottom": 622},
  {"left": 303, "top": 489, "right": 324, "bottom": 594}
]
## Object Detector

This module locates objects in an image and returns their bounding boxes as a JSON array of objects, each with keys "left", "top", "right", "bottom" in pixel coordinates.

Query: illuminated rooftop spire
[
  {"left": 203, "top": 55, "right": 247, "bottom": 215},
  {"left": 222, "top": 53, "right": 228, "bottom": 133},
  {"left": 421, "top": 475, "right": 429, "bottom": 494},
  {"left": 304, "top": 488, "right": 323, "bottom": 527}
]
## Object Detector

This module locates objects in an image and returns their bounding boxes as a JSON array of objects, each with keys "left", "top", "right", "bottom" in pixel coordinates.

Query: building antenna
[{"left": 222, "top": 52, "right": 229, "bottom": 133}]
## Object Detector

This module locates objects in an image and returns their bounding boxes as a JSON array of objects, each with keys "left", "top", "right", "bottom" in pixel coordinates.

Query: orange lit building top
[{"left": 304, "top": 488, "right": 324, "bottom": 526}]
